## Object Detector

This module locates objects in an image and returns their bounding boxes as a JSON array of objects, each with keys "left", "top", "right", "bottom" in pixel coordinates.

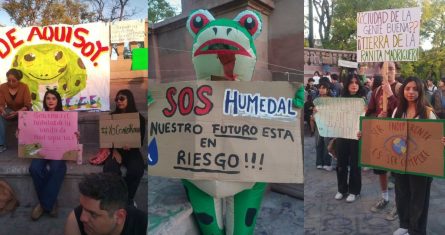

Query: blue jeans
[
  {"left": 0, "top": 115, "right": 7, "bottom": 145},
  {"left": 29, "top": 159, "right": 67, "bottom": 211}
]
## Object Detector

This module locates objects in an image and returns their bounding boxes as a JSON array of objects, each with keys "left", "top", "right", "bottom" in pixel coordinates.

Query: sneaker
[
  {"left": 388, "top": 182, "right": 395, "bottom": 190},
  {"left": 334, "top": 192, "right": 344, "bottom": 200},
  {"left": 323, "top": 166, "right": 332, "bottom": 171},
  {"left": 393, "top": 228, "right": 408, "bottom": 235},
  {"left": 316, "top": 165, "right": 323, "bottom": 169},
  {"left": 370, "top": 198, "right": 389, "bottom": 212},
  {"left": 0, "top": 145, "right": 7, "bottom": 153},
  {"left": 49, "top": 204, "right": 58, "bottom": 217},
  {"left": 346, "top": 194, "right": 359, "bottom": 203},
  {"left": 31, "top": 203, "right": 44, "bottom": 221},
  {"left": 386, "top": 206, "right": 398, "bottom": 221}
]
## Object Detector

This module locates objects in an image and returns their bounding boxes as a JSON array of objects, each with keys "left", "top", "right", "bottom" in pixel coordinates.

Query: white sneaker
[
  {"left": 334, "top": 192, "right": 343, "bottom": 200},
  {"left": 316, "top": 165, "right": 323, "bottom": 169},
  {"left": 323, "top": 166, "right": 332, "bottom": 171},
  {"left": 393, "top": 228, "right": 408, "bottom": 235},
  {"left": 0, "top": 145, "right": 6, "bottom": 153},
  {"left": 346, "top": 194, "right": 359, "bottom": 202}
]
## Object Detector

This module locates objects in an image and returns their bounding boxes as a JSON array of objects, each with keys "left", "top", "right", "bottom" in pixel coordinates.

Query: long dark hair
[
  {"left": 394, "top": 76, "right": 430, "bottom": 119},
  {"left": 342, "top": 74, "right": 365, "bottom": 97},
  {"left": 43, "top": 89, "right": 63, "bottom": 111},
  {"left": 6, "top": 68, "right": 23, "bottom": 81},
  {"left": 112, "top": 89, "right": 138, "bottom": 114}
]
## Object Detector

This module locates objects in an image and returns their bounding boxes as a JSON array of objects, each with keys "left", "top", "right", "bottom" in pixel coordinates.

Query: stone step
[
  {"left": 0, "top": 146, "right": 148, "bottom": 212},
  {"left": 148, "top": 176, "right": 303, "bottom": 235}
]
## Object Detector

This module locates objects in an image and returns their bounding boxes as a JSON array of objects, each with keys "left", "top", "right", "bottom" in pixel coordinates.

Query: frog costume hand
[
  {"left": 11, "top": 44, "right": 87, "bottom": 110},
  {"left": 183, "top": 9, "right": 266, "bottom": 235}
]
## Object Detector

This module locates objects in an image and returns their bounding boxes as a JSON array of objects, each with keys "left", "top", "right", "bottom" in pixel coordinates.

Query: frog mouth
[
  {"left": 28, "top": 71, "right": 63, "bottom": 81},
  {"left": 194, "top": 39, "right": 251, "bottom": 57}
]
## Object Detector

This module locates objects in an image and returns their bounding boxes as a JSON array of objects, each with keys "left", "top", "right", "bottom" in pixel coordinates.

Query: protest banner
[
  {"left": 110, "top": 19, "right": 145, "bottom": 43},
  {"left": 0, "top": 22, "right": 111, "bottom": 111},
  {"left": 313, "top": 97, "right": 366, "bottom": 139},
  {"left": 338, "top": 59, "right": 358, "bottom": 68},
  {"left": 99, "top": 113, "right": 141, "bottom": 148},
  {"left": 147, "top": 81, "right": 303, "bottom": 183},
  {"left": 357, "top": 7, "right": 421, "bottom": 62},
  {"left": 18, "top": 111, "right": 79, "bottom": 160},
  {"left": 360, "top": 117, "right": 445, "bottom": 178}
]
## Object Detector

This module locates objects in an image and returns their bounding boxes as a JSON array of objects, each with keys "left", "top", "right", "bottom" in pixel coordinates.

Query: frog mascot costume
[{"left": 183, "top": 9, "right": 267, "bottom": 235}]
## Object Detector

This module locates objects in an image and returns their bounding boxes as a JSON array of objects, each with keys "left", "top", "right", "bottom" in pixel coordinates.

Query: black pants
[
  {"left": 103, "top": 149, "right": 145, "bottom": 202},
  {"left": 394, "top": 173, "right": 432, "bottom": 235},
  {"left": 335, "top": 138, "right": 361, "bottom": 195}
]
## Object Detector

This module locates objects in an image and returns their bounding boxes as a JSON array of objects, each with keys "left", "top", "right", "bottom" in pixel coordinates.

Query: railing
[{"left": 304, "top": 47, "right": 357, "bottom": 66}]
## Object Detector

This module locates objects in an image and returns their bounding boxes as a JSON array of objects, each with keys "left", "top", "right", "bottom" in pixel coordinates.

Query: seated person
[
  {"left": 64, "top": 173, "right": 147, "bottom": 235},
  {"left": 0, "top": 68, "right": 32, "bottom": 152}
]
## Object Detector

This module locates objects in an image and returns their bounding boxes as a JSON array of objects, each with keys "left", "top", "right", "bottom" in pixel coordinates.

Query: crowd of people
[
  {"left": 305, "top": 63, "right": 445, "bottom": 235},
  {"left": 0, "top": 68, "right": 147, "bottom": 234}
]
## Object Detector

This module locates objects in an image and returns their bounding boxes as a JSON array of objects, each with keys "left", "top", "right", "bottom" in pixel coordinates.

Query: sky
[{"left": 0, "top": 0, "right": 148, "bottom": 26}]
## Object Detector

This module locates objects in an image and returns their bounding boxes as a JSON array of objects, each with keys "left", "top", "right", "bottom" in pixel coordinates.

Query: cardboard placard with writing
[
  {"left": 18, "top": 111, "right": 79, "bottom": 160},
  {"left": 313, "top": 98, "right": 366, "bottom": 139},
  {"left": 360, "top": 117, "right": 445, "bottom": 178},
  {"left": 357, "top": 7, "right": 421, "bottom": 62},
  {"left": 147, "top": 81, "right": 303, "bottom": 183},
  {"left": 99, "top": 113, "right": 141, "bottom": 148}
]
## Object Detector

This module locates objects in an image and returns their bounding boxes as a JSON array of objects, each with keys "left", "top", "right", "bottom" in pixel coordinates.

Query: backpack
[{"left": 0, "top": 180, "right": 19, "bottom": 215}]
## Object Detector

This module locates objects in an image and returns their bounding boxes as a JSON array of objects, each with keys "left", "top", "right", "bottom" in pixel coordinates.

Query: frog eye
[
  {"left": 234, "top": 10, "right": 262, "bottom": 39},
  {"left": 24, "top": 53, "right": 35, "bottom": 62},
  {"left": 187, "top": 9, "right": 215, "bottom": 37},
  {"left": 55, "top": 51, "right": 63, "bottom": 61}
]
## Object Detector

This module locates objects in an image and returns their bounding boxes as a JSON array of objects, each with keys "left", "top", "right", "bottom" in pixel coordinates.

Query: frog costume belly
[
  {"left": 11, "top": 44, "right": 87, "bottom": 110},
  {"left": 183, "top": 9, "right": 266, "bottom": 235}
]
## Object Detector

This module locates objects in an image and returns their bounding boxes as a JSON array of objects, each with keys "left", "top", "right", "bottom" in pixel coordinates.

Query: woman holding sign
[
  {"left": 0, "top": 68, "right": 32, "bottom": 153},
  {"left": 334, "top": 74, "right": 366, "bottom": 203},
  {"left": 28, "top": 88, "right": 80, "bottom": 220},
  {"left": 391, "top": 77, "right": 443, "bottom": 235},
  {"left": 103, "top": 89, "right": 146, "bottom": 207}
]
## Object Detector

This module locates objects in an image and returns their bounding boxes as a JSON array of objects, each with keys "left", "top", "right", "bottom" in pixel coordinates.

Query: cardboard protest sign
[
  {"left": 313, "top": 97, "right": 365, "bottom": 139},
  {"left": 99, "top": 113, "right": 141, "bottom": 148},
  {"left": 360, "top": 117, "right": 445, "bottom": 178},
  {"left": 18, "top": 111, "right": 79, "bottom": 160},
  {"left": 357, "top": 7, "right": 421, "bottom": 62},
  {"left": 110, "top": 19, "right": 145, "bottom": 43},
  {"left": 0, "top": 22, "right": 111, "bottom": 111},
  {"left": 147, "top": 81, "right": 303, "bottom": 183}
]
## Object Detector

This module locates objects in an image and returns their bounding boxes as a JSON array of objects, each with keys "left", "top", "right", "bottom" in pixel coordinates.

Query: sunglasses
[{"left": 115, "top": 95, "right": 127, "bottom": 102}]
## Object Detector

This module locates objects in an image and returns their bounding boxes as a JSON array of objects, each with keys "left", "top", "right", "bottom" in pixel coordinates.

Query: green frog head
[
  {"left": 11, "top": 44, "right": 87, "bottom": 110},
  {"left": 187, "top": 9, "right": 262, "bottom": 81}
]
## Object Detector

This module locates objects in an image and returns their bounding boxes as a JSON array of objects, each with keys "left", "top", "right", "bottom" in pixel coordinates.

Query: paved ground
[
  {"left": 149, "top": 176, "right": 304, "bottom": 235},
  {"left": 304, "top": 132, "right": 445, "bottom": 235}
]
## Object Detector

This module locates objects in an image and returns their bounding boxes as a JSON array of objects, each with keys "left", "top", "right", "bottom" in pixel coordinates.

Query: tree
[
  {"left": 312, "top": 0, "right": 334, "bottom": 48},
  {"left": 84, "top": 0, "right": 138, "bottom": 22},
  {"left": 307, "top": 0, "right": 314, "bottom": 48},
  {"left": 2, "top": 0, "right": 93, "bottom": 26},
  {"left": 148, "top": 0, "right": 176, "bottom": 23}
]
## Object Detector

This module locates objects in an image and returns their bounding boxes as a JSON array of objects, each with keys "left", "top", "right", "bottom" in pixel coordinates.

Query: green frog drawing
[{"left": 11, "top": 44, "right": 87, "bottom": 110}]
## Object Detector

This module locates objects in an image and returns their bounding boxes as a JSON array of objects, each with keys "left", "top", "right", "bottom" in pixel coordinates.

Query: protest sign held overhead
[
  {"left": 147, "top": 81, "right": 303, "bottom": 183},
  {"left": 0, "top": 22, "right": 111, "bottom": 111},
  {"left": 313, "top": 97, "right": 366, "bottom": 139},
  {"left": 357, "top": 7, "right": 421, "bottom": 62},
  {"left": 360, "top": 117, "right": 445, "bottom": 178},
  {"left": 18, "top": 111, "right": 80, "bottom": 161}
]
